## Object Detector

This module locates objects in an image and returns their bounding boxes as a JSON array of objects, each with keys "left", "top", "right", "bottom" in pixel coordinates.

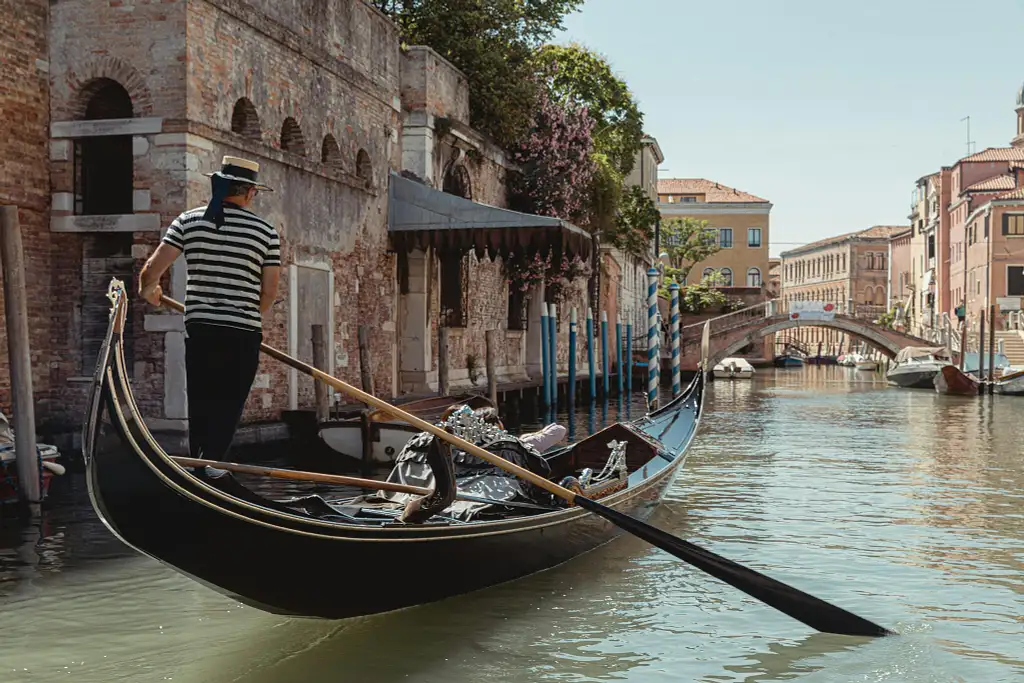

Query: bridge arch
[{"left": 711, "top": 317, "right": 910, "bottom": 367}]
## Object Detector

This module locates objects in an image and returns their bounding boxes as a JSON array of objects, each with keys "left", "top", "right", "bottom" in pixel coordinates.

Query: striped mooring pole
[
  {"left": 586, "top": 307, "right": 596, "bottom": 400},
  {"left": 540, "top": 302, "right": 551, "bottom": 406},
  {"left": 647, "top": 268, "right": 660, "bottom": 410},
  {"left": 669, "top": 282, "right": 681, "bottom": 398},
  {"left": 568, "top": 307, "right": 577, "bottom": 408},
  {"left": 548, "top": 304, "right": 558, "bottom": 407}
]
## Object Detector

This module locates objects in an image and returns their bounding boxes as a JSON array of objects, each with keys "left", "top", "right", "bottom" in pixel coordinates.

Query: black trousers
[{"left": 185, "top": 322, "right": 262, "bottom": 461}]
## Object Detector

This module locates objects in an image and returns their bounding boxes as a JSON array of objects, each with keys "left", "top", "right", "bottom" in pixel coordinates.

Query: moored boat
[
  {"left": 934, "top": 364, "right": 982, "bottom": 395},
  {"left": 0, "top": 444, "right": 64, "bottom": 505},
  {"left": 713, "top": 357, "right": 755, "bottom": 379},
  {"left": 855, "top": 359, "right": 879, "bottom": 371},
  {"left": 773, "top": 354, "right": 804, "bottom": 368},
  {"left": 0, "top": 411, "right": 65, "bottom": 506},
  {"left": 992, "top": 368, "right": 1024, "bottom": 395},
  {"left": 886, "top": 346, "right": 951, "bottom": 389},
  {"left": 83, "top": 281, "right": 706, "bottom": 619}
]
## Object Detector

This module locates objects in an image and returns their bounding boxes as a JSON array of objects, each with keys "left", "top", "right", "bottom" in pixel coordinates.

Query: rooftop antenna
[{"left": 960, "top": 116, "right": 975, "bottom": 156}]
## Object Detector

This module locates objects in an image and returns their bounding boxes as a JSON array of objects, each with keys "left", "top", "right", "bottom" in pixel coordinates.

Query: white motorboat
[
  {"left": 855, "top": 358, "right": 879, "bottom": 371},
  {"left": 713, "top": 357, "right": 755, "bottom": 380},
  {"left": 886, "top": 346, "right": 951, "bottom": 389}
]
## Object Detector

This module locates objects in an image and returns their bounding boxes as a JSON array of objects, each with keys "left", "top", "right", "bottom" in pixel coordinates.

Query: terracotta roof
[
  {"left": 996, "top": 187, "right": 1024, "bottom": 201},
  {"left": 964, "top": 175, "right": 1016, "bottom": 192},
  {"left": 961, "top": 147, "right": 1024, "bottom": 163},
  {"left": 780, "top": 225, "right": 908, "bottom": 257},
  {"left": 657, "top": 178, "right": 769, "bottom": 203}
]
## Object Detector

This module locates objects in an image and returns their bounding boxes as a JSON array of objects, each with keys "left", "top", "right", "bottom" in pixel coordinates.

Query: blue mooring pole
[
  {"left": 616, "top": 315, "right": 623, "bottom": 397},
  {"left": 540, "top": 302, "right": 550, "bottom": 406},
  {"left": 586, "top": 307, "right": 596, "bottom": 400},
  {"left": 568, "top": 307, "right": 577, "bottom": 410},
  {"left": 600, "top": 310, "right": 609, "bottom": 397},
  {"left": 625, "top": 321, "right": 633, "bottom": 396},
  {"left": 548, "top": 304, "right": 558, "bottom": 408}
]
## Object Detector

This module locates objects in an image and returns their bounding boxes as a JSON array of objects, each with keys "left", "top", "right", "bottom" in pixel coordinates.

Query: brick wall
[
  {"left": 184, "top": 0, "right": 401, "bottom": 420},
  {"left": 0, "top": 0, "right": 51, "bottom": 422}
]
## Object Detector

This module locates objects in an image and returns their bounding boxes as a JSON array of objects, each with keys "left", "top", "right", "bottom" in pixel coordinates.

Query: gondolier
[{"left": 138, "top": 156, "right": 281, "bottom": 464}]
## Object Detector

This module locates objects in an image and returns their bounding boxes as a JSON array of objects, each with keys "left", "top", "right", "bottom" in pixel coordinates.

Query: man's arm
[
  {"left": 261, "top": 229, "right": 282, "bottom": 315},
  {"left": 139, "top": 242, "right": 181, "bottom": 304},
  {"left": 260, "top": 265, "right": 281, "bottom": 315}
]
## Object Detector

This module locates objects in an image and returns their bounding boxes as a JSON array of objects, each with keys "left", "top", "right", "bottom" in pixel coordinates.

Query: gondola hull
[{"left": 84, "top": 283, "right": 704, "bottom": 619}]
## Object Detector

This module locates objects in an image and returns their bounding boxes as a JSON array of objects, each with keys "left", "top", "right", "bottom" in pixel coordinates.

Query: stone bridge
[{"left": 675, "top": 301, "right": 934, "bottom": 371}]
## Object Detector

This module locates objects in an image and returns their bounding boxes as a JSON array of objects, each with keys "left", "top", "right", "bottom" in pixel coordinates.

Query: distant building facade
[
  {"left": 780, "top": 226, "right": 906, "bottom": 356},
  {"left": 657, "top": 178, "right": 772, "bottom": 290}
]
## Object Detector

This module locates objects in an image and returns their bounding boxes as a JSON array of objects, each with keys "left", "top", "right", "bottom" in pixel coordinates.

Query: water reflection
[{"left": 1, "top": 367, "right": 1023, "bottom": 682}]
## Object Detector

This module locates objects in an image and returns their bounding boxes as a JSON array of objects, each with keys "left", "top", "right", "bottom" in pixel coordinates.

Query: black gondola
[{"left": 83, "top": 281, "right": 705, "bottom": 619}]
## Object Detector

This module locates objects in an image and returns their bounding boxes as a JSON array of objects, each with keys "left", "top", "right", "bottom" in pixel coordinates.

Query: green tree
[
  {"left": 533, "top": 43, "right": 645, "bottom": 176},
  {"left": 680, "top": 272, "right": 729, "bottom": 314},
  {"left": 372, "top": 0, "right": 584, "bottom": 148},
  {"left": 661, "top": 217, "right": 721, "bottom": 284},
  {"left": 606, "top": 185, "right": 659, "bottom": 257}
]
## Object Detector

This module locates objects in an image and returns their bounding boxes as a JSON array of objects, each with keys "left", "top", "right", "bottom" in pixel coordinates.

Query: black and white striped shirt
[{"left": 161, "top": 204, "right": 281, "bottom": 332}]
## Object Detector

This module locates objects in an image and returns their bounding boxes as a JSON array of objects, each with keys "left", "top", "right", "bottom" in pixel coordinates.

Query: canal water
[{"left": 1, "top": 366, "right": 1022, "bottom": 682}]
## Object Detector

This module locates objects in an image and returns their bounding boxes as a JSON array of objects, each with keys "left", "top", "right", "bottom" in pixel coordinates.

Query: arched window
[
  {"left": 231, "top": 98, "right": 261, "bottom": 140},
  {"left": 356, "top": 148, "right": 372, "bottom": 186},
  {"left": 878, "top": 253, "right": 887, "bottom": 271},
  {"left": 720, "top": 267, "right": 733, "bottom": 286},
  {"left": 321, "top": 134, "right": 342, "bottom": 168},
  {"left": 702, "top": 267, "right": 715, "bottom": 280},
  {"left": 77, "top": 78, "right": 133, "bottom": 216},
  {"left": 443, "top": 163, "right": 472, "bottom": 199},
  {"left": 280, "top": 117, "right": 306, "bottom": 156},
  {"left": 746, "top": 267, "right": 762, "bottom": 287}
]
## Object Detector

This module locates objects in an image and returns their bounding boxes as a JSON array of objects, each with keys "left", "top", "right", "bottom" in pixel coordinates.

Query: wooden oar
[
  {"left": 158, "top": 294, "right": 895, "bottom": 638},
  {"left": 171, "top": 456, "right": 431, "bottom": 496}
]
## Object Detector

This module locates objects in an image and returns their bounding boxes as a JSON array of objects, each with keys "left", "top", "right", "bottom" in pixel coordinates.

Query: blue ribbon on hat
[{"left": 202, "top": 174, "right": 231, "bottom": 229}]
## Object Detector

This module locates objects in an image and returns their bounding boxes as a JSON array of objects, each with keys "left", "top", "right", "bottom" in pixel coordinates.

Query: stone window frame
[
  {"left": 1002, "top": 213, "right": 1024, "bottom": 237},
  {"left": 1007, "top": 264, "right": 1024, "bottom": 297},
  {"left": 746, "top": 267, "right": 762, "bottom": 288},
  {"left": 747, "top": 227, "right": 762, "bottom": 248}
]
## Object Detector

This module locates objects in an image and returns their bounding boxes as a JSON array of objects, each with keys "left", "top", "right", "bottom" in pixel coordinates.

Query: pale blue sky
[{"left": 555, "top": 0, "right": 1024, "bottom": 256}]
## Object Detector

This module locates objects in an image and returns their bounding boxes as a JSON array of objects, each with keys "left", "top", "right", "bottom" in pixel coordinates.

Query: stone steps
[{"left": 995, "top": 331, "right": 1024, "bottom": 366}]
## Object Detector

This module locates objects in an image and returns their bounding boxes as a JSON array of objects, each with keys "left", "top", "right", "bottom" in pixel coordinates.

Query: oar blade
[{"left": 575, "top": 496, "right": 894, "bottom": 638}]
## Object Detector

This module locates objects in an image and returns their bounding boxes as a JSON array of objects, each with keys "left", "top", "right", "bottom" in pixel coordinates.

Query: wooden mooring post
[
  {"left": 485, "top": 329, "right": 498, "bottom": 406},
  {"left": 357, "top": 325, "right": 374, "bottom": 396},
  {"left": 988, "top": 304, "right": 996, "bottom": 394},
  {"left": 438, "top": 325, "right": 450, "bottom": 397},
  {"left": 0, "top": 206, "right": 40, "bottom": 506},
  {"left": 311, "top": 324, "right": 328, "bottom": 421}
]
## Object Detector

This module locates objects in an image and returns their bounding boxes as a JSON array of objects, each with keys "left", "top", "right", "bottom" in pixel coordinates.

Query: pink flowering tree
[{"left": 507, "top": 88, "right": 596, "bottom": 224}]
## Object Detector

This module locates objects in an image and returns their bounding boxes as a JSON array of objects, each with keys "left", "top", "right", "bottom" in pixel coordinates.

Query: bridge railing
[{"left": 678, "top": 301, "right": 770, "bottom": 357}]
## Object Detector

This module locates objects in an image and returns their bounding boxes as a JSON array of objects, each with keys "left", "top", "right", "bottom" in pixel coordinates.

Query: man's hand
[{"left": 141, "top": 282, "right": 163, "bottom": 307}]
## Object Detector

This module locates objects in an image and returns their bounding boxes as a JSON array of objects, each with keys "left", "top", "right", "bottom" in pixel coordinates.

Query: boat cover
[{"left": 893, "top": 346, "right": 949, "bottom": 363}]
